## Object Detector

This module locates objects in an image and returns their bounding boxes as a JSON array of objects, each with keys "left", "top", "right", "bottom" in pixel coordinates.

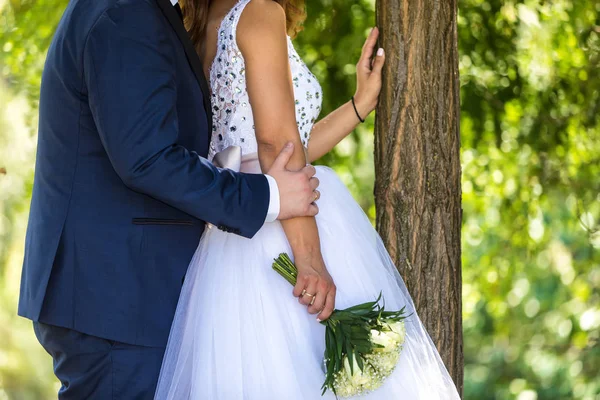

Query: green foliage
[
  {"left": 294, "top": 0, "right": 379, "bottom": 217},
  {"left": 459, "top": 1, "right": 600, "bottom": 399},
  {"left": 0, "top": 63, "right": 55, "bottom": 400},
  {"left": 1, "top": 0, "right": 599, "bottom": 399}
]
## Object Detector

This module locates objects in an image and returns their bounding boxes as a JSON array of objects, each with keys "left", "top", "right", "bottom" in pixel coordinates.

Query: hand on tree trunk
[{"left": 354, "top": 27, "right": 385, "bottom": 119}]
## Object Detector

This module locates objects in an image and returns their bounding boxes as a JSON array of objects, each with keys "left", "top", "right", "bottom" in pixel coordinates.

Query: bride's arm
[
  {"left": 238, "top": 0, "right": 336, "bottom": 320},
  {"left": 307, "top": 28, "right": 385, "bottom": 163}
]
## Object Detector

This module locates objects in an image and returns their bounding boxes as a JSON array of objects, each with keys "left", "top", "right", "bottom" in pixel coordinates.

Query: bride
[{"left": 156, "top": 0, "right": 461, "bottom": 398}]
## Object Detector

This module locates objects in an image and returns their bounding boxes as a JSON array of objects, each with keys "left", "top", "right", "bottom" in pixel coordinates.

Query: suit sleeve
[{"left": 83, "top": 5, "right": 268, "bottom": 238}]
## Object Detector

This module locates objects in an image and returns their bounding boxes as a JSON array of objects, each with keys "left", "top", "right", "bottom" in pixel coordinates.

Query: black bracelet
[{"left": 351, "top": 96, "right": 365, "bottom": 123}]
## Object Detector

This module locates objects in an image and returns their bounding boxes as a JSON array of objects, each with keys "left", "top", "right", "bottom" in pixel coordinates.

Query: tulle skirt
[{"left": 155, "top": 166, "right": 460, "bottom": 399}]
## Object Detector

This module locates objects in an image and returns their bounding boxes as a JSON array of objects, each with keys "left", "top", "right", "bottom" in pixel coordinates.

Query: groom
[{"left": 18, "top": 0, "right": 319, "bottom": 398}]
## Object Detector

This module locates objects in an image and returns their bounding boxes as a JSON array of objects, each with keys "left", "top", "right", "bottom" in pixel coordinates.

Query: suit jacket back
[{"left": 18, "top": 0, "right": 269, "bottom": 347}]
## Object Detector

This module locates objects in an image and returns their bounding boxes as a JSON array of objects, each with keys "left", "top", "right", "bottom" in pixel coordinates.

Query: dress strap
[{"left": 228, "top": 0, "right": 253, "bottom": 45}]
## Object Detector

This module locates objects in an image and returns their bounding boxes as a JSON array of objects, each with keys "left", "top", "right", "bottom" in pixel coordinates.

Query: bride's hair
[{"left": 182, "top": 0, "right": 306, "bottom": 53}]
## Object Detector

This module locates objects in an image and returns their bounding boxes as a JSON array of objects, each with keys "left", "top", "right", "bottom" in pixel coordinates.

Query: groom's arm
[{"left": 82, "top": 4, "right": 270, "bottom": 238}]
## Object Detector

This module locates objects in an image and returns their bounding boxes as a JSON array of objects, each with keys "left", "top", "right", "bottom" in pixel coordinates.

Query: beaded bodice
[{"left": 207, "top": 0, "right": 323, "bottom": 160}]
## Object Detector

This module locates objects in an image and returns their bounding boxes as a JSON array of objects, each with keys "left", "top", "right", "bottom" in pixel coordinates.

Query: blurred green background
[{"left": 1, "top": 0, "right": 599, "bottom": 399}]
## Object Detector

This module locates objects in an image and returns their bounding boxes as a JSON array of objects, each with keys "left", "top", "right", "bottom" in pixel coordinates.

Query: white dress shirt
[
  {"left": 263, "top": 176, "right": 280, "bottom": 222},
  {"left": 170, "top": 0, "right": 280, "bottom": 223}
]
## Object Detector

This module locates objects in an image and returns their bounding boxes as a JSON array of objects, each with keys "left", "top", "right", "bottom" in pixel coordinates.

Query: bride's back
[{"left": 203, "top": 0, "right": 323, "bottom": 162}]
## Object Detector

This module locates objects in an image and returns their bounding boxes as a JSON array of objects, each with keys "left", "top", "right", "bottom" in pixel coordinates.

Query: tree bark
[{"left": 374, "top": 0, "right": 463, "bottom": 394}]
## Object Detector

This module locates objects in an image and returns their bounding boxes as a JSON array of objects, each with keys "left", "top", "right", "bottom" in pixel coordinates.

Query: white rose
[
  {"left": 343, "top": 355, "right": 371, "bottom": 386},
  {"left": 387, "top": 321, "right": 406, "bottom": 343},
  {"left": 383, "top": 330, "right": 401, "bottom": 343},
  {"left": 370, "top": 329, "right": 396, "bottom": 352}
]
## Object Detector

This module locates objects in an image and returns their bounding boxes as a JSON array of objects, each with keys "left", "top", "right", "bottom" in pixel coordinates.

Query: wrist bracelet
[{"left": 351, "top": 96, "right": 365, "bottom": 123}]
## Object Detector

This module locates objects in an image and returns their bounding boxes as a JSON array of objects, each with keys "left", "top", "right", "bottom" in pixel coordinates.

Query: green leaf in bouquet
[
  {"left": 322, "top": 326, "right": 337, "bottom": 395},
  {"left": 353, "top": 340, "right": 372, "bottom": 353},
  {"left": 325, "top": 325, "right": 331, "bottom": 354},
  {"left": 356, "top": 352, "right": 364, "bottom": 372},
  {"left": 347, "top": 345, "right": 354, "bottom": 375},
  {"left": 326, "top": 326, "right": 340, "bottom": 375},
  {"left": 347, "top": 309, "right": 374, "bottom": 319},
  {"left": 341, "top": 292, "right": 383, "bottom": 312},
  {"left": 339, "top": 324, "right": 352, "bottom": 337},
  {"left": 335, "top": 328, "right": 343, "bottom": 361},
  {"left": 343, "top": 300, "right": 378, "bottom": 312},
  {"left": 349, "top": 324, "right": 368, "bottom": 334},
  {"left": 380, "top": 305, "right": 409, "bottom": 319}
]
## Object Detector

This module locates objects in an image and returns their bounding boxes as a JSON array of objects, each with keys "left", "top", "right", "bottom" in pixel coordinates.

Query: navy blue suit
[{"left": 18, "top": 0, "right": 269, "bottom": 397}]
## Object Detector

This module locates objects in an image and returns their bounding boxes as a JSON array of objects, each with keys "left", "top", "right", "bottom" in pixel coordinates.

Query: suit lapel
[{"left": 155, "top": 0, "right": 213, "bottom": 148}]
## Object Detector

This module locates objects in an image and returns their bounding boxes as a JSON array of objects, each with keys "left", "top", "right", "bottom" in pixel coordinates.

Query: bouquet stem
[{"left": 272, "top": 253, "right": 299, "bottom": 286}]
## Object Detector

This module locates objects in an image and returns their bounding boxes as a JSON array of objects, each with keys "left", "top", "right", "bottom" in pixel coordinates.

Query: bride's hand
[
  {"left": 353, "top": 27, "right": 385, "bottom": 119},
  {"left": 292, "top": 252, "right": 336, "bottom": 321}
]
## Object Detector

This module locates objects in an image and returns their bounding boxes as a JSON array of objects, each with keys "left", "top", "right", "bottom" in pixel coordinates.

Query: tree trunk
[{"left": 374, "top": 0, "right": 463, "bottom": 394}]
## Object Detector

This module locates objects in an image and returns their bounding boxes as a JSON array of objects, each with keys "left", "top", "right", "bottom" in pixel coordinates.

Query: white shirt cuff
[{"left": 264, "top": 174, "right": 280, "bottom": 223}]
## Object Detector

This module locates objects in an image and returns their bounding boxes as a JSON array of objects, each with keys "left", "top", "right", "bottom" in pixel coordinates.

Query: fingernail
[
  {"left": 316, "top": 318, "right": 322, "bottom": 322},
  {"left": 286, "top": 142, "right": 293, "bottom": 149},
  {"left": 377, "top": 48, "right": 384, "bottom": 57}
]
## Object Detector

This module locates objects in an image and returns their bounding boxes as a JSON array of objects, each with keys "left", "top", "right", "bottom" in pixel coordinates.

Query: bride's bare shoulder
[{"left": 237, "top": 0, "right": 287, "bottom": 54}]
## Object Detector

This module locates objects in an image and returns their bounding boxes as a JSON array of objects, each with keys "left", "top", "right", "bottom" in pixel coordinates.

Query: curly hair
[
  {"left": 182, "top": 0, "right": 307, "bottom": 53},
  {"left": 277, "top": 0, "right": 307, "bottom": 38}
]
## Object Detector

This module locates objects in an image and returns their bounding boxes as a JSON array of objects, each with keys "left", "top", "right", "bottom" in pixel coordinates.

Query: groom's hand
[{"left": 268, "top": 143, "right": 320, "bottom": 220}]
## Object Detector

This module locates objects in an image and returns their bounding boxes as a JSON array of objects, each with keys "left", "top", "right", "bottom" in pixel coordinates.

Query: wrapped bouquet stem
[{"left": 273, "top": 253, "right": 410, "bottom": 397}]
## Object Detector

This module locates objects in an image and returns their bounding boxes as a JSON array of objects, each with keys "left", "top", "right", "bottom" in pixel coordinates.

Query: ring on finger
[
  {"left": 310, "top": 296, "right": 316, "bottom": 306},
  {"left": 301, "top": 289, "right": 315, "bottom": 298}
]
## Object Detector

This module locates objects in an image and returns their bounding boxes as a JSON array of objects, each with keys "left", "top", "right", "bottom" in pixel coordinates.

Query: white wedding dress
[{"left": 155, "top": 1, "right": 461, "bottom": 398}]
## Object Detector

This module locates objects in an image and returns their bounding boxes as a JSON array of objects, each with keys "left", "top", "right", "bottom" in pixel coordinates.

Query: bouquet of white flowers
[{"left": 273, "top": 253, "right": 409, "bottom": 397}]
